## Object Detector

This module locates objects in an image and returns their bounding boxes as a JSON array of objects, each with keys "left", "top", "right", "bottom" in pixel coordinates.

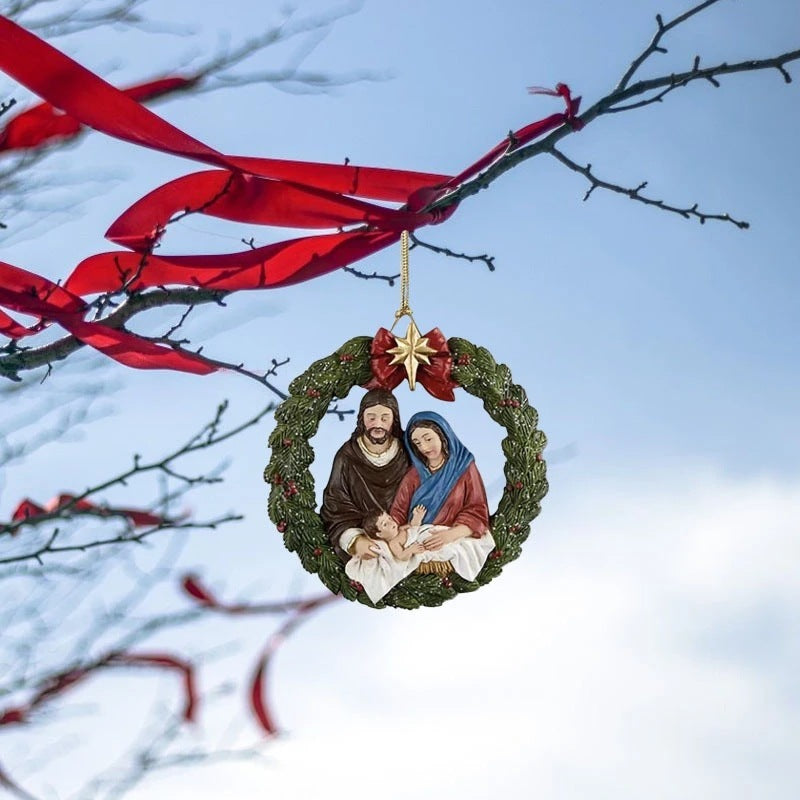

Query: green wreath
[{"left": 263, "top": 335, "right": 547, "bottom": 609}]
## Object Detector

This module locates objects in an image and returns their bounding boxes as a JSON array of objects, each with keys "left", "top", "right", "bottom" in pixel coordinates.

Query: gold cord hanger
[{"left": 386, "top": 230, "right": 435, "bottom": 390}]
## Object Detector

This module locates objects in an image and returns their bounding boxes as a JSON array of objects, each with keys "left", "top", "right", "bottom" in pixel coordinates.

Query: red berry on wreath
[{"left": 277, "top": 521, "right": 287, "bottom": 533}]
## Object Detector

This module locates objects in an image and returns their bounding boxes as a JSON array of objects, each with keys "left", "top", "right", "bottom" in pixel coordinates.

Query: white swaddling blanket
[{"left": 345, "top": 524, "right": 495, "bottom": 603}]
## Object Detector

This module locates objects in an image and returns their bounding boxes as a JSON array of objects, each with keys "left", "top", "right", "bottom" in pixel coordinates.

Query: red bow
[{"left": 366, "top": 327, "right": 457, "bottom": 402}]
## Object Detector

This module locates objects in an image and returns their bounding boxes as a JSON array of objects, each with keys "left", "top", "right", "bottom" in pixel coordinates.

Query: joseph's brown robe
[{"left": 320, "top": 436, "right": 410, "bottom": 561}]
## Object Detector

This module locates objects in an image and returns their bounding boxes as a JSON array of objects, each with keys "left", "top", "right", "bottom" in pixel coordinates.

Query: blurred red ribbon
[
  {"left": 0, "top": 651, "right": 198, "bottom": 727},
  {"left": 107, "top": 653, "right": 198, "bottom": 722},
  {"left": 248, "top": 594, "right": 339, "bottom": 736},
  {"left": 180, "top": 573, "right": 339, "bottom": 736},
  {"left": 8, "top": 493, "right": 168, "bottom": 531}
]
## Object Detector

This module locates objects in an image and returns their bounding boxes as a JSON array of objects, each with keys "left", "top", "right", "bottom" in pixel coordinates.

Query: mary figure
[{"left": 390, "top": 411, "right": 495, "bottom": 577}]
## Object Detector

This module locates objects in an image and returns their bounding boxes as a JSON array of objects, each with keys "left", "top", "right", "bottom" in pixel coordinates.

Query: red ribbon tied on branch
[
  {"left": 0, "top": 14, "right": 582, "bottom": 376},
  {"left": 8, "top": 493, "right": 168, "bottom": 531},
  {"left": 367, "top": 327, "right": 457, "bottom": 401}
]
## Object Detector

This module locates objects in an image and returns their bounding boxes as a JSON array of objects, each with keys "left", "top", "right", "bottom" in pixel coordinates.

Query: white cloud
[{"left": 126, "top": 468, "right": 800, "bottom": 800}]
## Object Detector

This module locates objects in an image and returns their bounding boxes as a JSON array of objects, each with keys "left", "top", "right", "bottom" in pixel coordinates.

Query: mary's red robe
[{"left": 389, "top": 462, "right": 490, "bottom": 536}]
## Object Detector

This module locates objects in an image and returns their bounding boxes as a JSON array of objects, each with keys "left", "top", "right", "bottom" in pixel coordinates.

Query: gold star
[{"left": 387, "top": 320, "right": 437, "bottom": 390}]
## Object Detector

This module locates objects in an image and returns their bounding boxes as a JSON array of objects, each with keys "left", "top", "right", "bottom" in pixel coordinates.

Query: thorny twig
[
  {"left": 614, "top": 0, "right": 721, "bottom": 93},
  {"left": 425, "top": 1, "right": 799, "bottom": 229},
  {"left": 342, "top": 266, "right": 399, "bottom": 285},
  {"left": 548, "top": 145, "right": 750, "bottom": 228},
  {"left": 409, "top": 233, "right": 496, "bottom": 271}
]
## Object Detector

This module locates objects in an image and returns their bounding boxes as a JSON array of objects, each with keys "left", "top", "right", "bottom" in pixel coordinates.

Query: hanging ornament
[{"left": 264, "top": 232, "right": 547, "bottom": 609}]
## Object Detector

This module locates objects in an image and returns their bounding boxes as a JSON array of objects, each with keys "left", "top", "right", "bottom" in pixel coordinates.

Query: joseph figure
[{"left": 321, "top": 388, "right": 410, "bottom": 561}]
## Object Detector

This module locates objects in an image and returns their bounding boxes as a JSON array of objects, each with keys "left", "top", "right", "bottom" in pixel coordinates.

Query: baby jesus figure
[
  {"left": 366, "top": 504, "right": 428, "bottom": 561},
  {"left": 344, "top": 503, "right": 494, "bottom": 603}
]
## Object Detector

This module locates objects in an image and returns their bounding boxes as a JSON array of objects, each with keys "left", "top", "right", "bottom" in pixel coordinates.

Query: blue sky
[{"left": 1, "top": 1, "right": 799, "bottom": 798}]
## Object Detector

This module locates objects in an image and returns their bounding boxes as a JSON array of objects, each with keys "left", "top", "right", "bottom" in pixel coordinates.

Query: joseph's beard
[{"left": 365, "top": 427, "right": 390, "bottom": 444}]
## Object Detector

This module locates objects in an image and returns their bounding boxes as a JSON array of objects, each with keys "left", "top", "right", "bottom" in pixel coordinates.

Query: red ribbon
[
  {"left": 0, "top": 651, "right": 198, "bottom": 727},
  {"left": 366, "top": 326, "right": 457, "bottom": 401},
  {"left": 0, "top": 569, "right": 336, "bottom": 798},
  {"left": 180, "top": 573, "right": 338, "bottom": 736},
  {"left": 0, "top": 260, "right": 216, "bottom": 373},
  {"left": 440, "top": 84, "right": 582, "bottom": 190},
  {"left": 248, "top": 594, "right": 338, "bottom": 736},
  {"left": 8, "top": 493, "right": 168, "bottom": 531},
  {"left": 65, "top": 230, "right": 403, "bottom": 295},
  {"left": 0, "top": 14, "right": 581, "bottom": 376},
  {"left": 0, "top": 76, "right": 197, "bottom": 153},
  {"left": 107, "top": 653, "right": 198, "bottom": 722}
]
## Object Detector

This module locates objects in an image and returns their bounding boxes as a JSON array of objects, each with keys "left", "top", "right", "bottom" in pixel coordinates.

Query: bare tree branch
[
  {"left": 3, "top": 0, "right": 155, "bottom": 38},
  {"left": 409, "top": 233, "right": 496, "bottom": 271},
  {"left": 0, "top": 515, "right": 242, "bottom": 566},
  {"left": 548, "top": 145, "right": 750, "bottom": 228},
  {"left": 0, "top": 399, "right": 275, "bottom": 541},
  {"left": 614, "top": 0, "right": 723, "bottom": 93},
  {"left": 0, "top": 378, "right": 111, "bottom": 468},
  {"left": 1, "top": 572, "right": 336, "bottom": 798},
  {"left": 425, "top": 2, "right": 799, "bottom": 229},
  {"left": 605, "top": 50, "right": 800, "bottom": 114},
  {"left": 342, "top": 266, "right": 399, "bottom": 284},
  {"left": 186, "top": 2, "right": 384, "bottom": 96},
  {"left": 75, "top": 704, "right": 264, "bottom": 800},
  {"left": 0, "top": 287, "right": 230, "bottom": 381}
]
